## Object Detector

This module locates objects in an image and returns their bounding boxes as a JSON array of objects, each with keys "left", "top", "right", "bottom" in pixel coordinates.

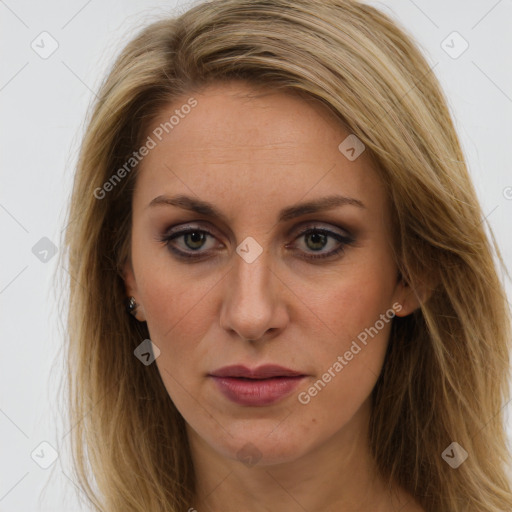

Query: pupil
[
  {"left": 186, "top": 232, "right": 205, "bottom": 249},
  {"left": 307, "top": 233, "right": 326, "bottom": 251}
]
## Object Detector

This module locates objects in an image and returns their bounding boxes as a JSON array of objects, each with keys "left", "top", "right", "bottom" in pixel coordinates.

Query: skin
[{"left": 123, "top": 81, "right": 425, "bottom": 512}]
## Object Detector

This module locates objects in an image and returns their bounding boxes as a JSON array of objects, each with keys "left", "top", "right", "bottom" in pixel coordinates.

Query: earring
[{"left": 127, "top": 296, "right": 138, "bottom": 316}]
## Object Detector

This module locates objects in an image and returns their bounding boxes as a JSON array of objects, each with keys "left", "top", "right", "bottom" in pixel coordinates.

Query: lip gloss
[{"left": 210, "top": 376, "right": 305, "bottom": 406}]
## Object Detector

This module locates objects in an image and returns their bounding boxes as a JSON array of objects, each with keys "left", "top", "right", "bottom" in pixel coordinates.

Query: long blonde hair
[{"left": 59, "top": 0, "right": 512, "bottom": 510}]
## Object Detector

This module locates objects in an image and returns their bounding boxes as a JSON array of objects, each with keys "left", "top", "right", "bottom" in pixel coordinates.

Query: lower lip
[{"left": 210, "top": 376, "right": 305, "bottom": 406}]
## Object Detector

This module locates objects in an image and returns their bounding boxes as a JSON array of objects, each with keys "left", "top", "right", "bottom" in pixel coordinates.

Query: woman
[{"left": 60, "top": 0, "right": 512, "bottom": 510}]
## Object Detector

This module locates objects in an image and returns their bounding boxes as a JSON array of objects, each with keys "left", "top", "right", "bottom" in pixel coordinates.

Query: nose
[{"left": 219, "top": 250, "right": 289, "bottom": 343}]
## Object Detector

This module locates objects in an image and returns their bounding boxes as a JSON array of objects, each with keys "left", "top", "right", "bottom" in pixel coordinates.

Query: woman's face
[{"left": 124, "top": 81, "right": 415, "bottom": 466}]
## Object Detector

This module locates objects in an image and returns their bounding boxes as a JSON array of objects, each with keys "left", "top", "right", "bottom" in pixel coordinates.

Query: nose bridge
[
  {"left": 231, "top": 249, "right": 273, "bottom": 315},
  {"left": 220, "top": 248, "right": 285, "bottom": 341}
]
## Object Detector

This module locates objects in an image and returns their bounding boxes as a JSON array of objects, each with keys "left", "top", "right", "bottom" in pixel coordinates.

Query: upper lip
[{"left": 209, "top": 365, "right": 305, "bottom": 379}]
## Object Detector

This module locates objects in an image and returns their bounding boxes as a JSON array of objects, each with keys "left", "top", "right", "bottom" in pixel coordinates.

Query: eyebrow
[{"left": 147, "top": 193, "right": 365, "bottom": 223}]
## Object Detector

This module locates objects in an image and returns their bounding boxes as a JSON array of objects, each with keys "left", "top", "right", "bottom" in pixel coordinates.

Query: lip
[
  {"left": 209, "top": 364, "right": 304, "bottom": 379},
  {"left": 208, "top": 365, "right": 307, "bottom": 406}
]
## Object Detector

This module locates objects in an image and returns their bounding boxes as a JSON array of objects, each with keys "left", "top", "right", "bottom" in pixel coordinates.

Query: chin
[{"left": 209, "top": 422, "right": 314, "bottom": 467}]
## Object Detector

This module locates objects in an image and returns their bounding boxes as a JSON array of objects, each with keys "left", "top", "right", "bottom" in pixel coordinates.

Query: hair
[{"left": 58, "top": 0, "right": 512, "bottom": 510}]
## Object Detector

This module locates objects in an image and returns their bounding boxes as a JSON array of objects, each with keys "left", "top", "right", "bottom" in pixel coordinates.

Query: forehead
[
  {"left": 148, "top": 82, "right": 343, "bottom": 156},
  {"left": 132, "top": 81, "right": 386, "bottom": 221}
]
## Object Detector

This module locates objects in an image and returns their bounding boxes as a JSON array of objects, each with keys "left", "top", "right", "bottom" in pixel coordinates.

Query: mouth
[{"left": 208, "top": 365, "right": 307, "bottom": 406}]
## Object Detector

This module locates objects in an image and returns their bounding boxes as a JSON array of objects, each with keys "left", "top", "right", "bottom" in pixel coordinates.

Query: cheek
[
  {"left": 293, "top": 289, "right": 395, "bottom": 441},
  {"left": 294, "top": 255, "right": 397, "bottom": 404},
  {"left": 303, "top": 255, "right": 397, "bottom": 349},
  {"left": 138, "top": 268, "right": 213, "bottom": 410},
  {"left": 135, "top": 257, "right": 221, "bottom": 390},
  {"left": 328, "top": 274, "right": 394, "bottom": 339},
  {"left": 136, "top": 252, "right": 217, "bottom": 345}
]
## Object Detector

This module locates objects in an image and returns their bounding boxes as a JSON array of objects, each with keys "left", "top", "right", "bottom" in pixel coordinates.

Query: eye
[
  {"left": 289, "top": 226, "right": 355, "bottom": 260},
  {"left": 157, "top": 226, "right": 221, "bottom": 260}
]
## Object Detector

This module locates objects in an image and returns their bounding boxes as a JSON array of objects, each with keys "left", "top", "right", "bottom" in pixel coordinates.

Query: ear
[
  {"left": 122, "top": 259, "right": 146, "bottom": 322},
  {"left": 393, "top": 274, "right": 433, "bottom": 318}
]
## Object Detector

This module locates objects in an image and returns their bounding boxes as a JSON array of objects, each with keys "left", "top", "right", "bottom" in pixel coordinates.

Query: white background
[{"left": 1, "top": 0, "right": 511, "bottom": 510}]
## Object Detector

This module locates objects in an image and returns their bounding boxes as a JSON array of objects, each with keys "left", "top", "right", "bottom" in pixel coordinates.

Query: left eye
[{"left": 289, "top": 227, "right": 354, "bottom": 260}]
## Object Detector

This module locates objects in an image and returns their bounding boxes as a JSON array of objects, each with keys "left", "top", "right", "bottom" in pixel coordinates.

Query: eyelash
[{"left": 157, "top": 224, "right": 355, "bottom": 262}]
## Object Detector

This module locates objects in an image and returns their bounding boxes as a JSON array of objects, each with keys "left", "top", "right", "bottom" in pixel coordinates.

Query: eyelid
[
  {"left": 291, "top": 222, "right": 353, "bottom": 239},
  {"left": 162, "top": 221, "right": 221, "bottom": 237}
]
